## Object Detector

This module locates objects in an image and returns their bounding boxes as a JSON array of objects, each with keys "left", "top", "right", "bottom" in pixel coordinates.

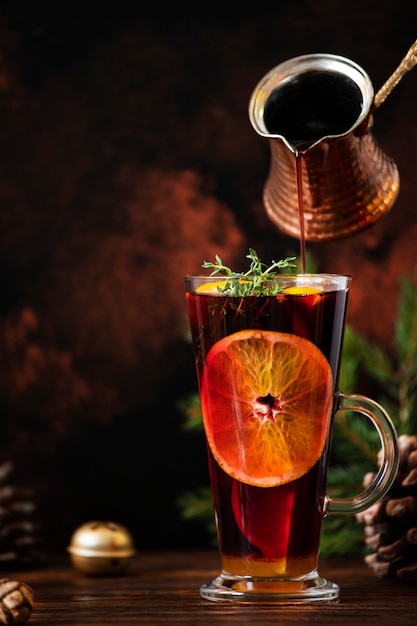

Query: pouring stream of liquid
[{"left": 295, "top": 152, "right": 306, "bottom": 274}]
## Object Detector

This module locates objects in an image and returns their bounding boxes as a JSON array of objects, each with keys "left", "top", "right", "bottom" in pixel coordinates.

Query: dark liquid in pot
[{"left": 263, "top": 70, "right": 363, "bottom": 151}]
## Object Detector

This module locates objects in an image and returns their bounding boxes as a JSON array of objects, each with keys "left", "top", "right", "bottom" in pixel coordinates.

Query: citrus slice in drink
[
  {"left": 195, "top": 280, "right": 229, "bottom": 294},
  {"left": 200, "top": 329, "right": 333, "bottom": 487},
  {"left": 283, "top": 285, "right": 322, "bottom": 296},
  {"left": 195, "top": 279, "right": 250, "bottom": 294}
]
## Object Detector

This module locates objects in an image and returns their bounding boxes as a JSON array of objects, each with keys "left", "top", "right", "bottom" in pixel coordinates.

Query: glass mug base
[{"left": 200, "top": 570, "right": 340, "bottom": 604}]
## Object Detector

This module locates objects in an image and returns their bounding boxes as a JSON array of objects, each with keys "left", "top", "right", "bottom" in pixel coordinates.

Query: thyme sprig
[{"left": 202, "top": 248, "right": 296, "bottom": 296}]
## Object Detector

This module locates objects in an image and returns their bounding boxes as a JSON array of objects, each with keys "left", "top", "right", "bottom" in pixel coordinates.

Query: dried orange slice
[{"left": 201, "top": 329, "right": 333, "bottom": 487}]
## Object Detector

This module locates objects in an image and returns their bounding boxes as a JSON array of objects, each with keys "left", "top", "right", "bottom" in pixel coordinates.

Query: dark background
[{"left": 0, "top": 2, "right": 417, "bottom": 555}]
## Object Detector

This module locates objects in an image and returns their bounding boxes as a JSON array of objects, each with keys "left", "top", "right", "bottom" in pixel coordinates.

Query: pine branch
[
  {"left": 178, "top": 394, "right": 203, "bottom": 432},
  {"left": 177, "top": 488, "right": 216, "bottom": 540},
  {"left": 321, "top": 515, "right": 365, "bottom": 556},
  {"left": 177, "top": 487, "right": 213, "bottom": 520},
  {"left": 395, "top": 275, "right": 417, "bottom": 430},
  {"left": 342, "top": 326, "right": 396, "bottom": 392}
]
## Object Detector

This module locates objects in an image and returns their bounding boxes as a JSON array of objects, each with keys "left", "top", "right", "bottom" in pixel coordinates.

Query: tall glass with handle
[{"left": 185, "top": 273, "right": 399, "bottom": 603}]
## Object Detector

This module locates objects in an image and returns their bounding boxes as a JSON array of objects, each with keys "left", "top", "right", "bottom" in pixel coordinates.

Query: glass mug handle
[{"left": 325, "top": 392, "right": 399, "bottom": 515}]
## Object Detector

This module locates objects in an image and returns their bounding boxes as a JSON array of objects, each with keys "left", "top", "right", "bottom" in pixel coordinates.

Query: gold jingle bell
[{"left": 67, "top": 521, "right": 136, "bottom": 576}]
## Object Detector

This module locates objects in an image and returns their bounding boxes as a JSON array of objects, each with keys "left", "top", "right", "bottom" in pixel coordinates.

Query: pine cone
[
  {"left": 357, "top": 434, "right": 417, "bottom": 581},
  {"left": 0, "top": 462, "right": 43, "bottom": 567}
]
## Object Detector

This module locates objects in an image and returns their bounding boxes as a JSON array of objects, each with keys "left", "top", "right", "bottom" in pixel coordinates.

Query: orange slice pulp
[
  {"left": 201, "top": 329, "right": 333, "bottom": 487},
  {"left": 283, "top": 285, "right": 322, "bottom": 295},
  {"left": 195, "top": 279, "right": 249, "bottom": 294},
  {"left": 195, "top": 280, "right": 229, "bottom": 294}
]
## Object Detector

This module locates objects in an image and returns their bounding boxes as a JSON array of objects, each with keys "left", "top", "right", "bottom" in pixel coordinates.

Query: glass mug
[{"left": 185, "top": 274, "right": 399, "bottom": 603}]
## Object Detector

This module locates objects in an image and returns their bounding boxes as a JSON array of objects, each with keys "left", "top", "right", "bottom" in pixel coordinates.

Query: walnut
[{"left": 0, "top": 579, "right": 34, "bottom": 624}]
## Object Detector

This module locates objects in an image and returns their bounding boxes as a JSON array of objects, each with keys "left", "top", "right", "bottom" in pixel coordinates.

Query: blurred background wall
[{"left": 0, "top": 1, "right": 417, "bottom": 554}]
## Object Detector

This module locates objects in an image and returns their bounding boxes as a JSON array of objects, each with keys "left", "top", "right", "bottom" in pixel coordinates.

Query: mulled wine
[{"left": 187, "top": 278, "right": 347, "bottom": 579}]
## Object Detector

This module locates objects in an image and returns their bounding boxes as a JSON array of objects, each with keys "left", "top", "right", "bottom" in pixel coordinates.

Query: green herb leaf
[{"left": 202, "top": 249, "right": 296, "bottom": 296}]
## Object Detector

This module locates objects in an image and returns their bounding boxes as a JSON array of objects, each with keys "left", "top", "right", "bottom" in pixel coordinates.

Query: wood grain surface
[{"left": 9, "top": 551, "right": 417, "bottom": 625}]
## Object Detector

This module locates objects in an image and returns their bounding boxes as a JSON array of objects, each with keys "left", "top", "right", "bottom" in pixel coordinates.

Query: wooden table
[{"left": 12, "top": 551, "right": 417, "bottom": 625}]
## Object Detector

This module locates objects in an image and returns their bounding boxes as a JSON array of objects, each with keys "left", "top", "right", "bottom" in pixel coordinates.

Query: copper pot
[{"left": 249, "top": 54, "right": 399, "bottom": 241}]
